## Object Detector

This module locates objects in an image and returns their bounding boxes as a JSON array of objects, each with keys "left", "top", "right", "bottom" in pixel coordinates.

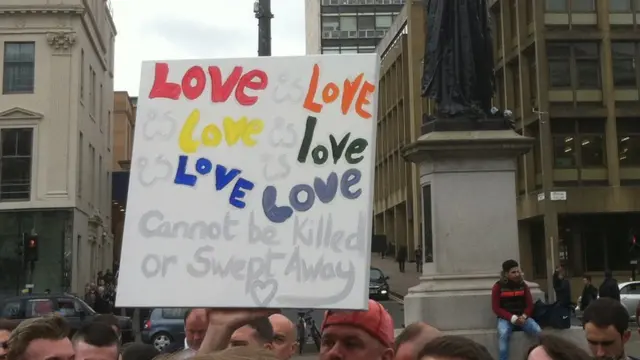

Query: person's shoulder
[{"left": 162, "top": 342, "right": 184, "bottom": 354}]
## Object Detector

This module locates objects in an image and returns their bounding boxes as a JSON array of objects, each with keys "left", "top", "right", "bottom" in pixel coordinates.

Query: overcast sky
[{"left": 111, "top": 0, "right": 306, "bottom": 96}]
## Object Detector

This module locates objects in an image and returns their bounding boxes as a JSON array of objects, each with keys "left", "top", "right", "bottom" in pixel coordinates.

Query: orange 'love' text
[
  {"left": 303, "top": 64, "right": 376, "bottom": 119},
  {"left": 179, "top": 109, "right": 264, "bottom": 153},
  {"left": 149, "top": 63, "right": 268, "bottom": 106}
]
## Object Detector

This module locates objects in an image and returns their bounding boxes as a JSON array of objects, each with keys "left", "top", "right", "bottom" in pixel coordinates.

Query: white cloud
[{"left": 111, "top": 0, "right": 306, "bottom": 96}]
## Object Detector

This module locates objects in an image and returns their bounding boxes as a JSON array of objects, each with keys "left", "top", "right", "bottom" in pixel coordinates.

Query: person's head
[
  {"left": 320, "top": 299, "right": 394, "bottom": 360},
  {"left": 556, "top": 267, "right": 565, "bottom": 279},
  {"left": 0, "top": 319, "right": 19, "bottom": 359},
  {"left": 229, "top": 317, "right": 274, "bottom": 350},
  {"left": 122, "top": 343, "right": 158, "bottom": 360},
  {"left": 72, "top": 322, "right": 120, "bottom": 360},
  {"left": 5, "top": 315, "right": 73, "bottom": 360},
  {"left": 501, "top": 259, "right": 521, "bottom": 282},
  {"left": 604, "top": 269, "right": 613, "bottom": 279},
  {"left": 268, "top": 314, "right": 297, "bottom": 360},
  {"left": 192, "top": 346, "right": 278, "bottom": 360},
  {"left": 394, "top": 322, "right": 442, "bottom": 360},
  {"left": 583, "top": 275, "right": 592, "bottom": 285},
  {"left": 417, "top": 335, "right": 493, "bottom": 360},
  {"left": 184, "top": 309, "right": 208, "bottom": 351},
  {"left": 93, "top": 314, "right": 121, "bottom": 341},
  {"left": 527, "top": 334, "right": 592, "bottom": 360},
  {"left": 97, "top": 286, "right": 105, "bottom": 295},
  {"left": 583, "top": 297, "right": 630, "bottom": 359}
]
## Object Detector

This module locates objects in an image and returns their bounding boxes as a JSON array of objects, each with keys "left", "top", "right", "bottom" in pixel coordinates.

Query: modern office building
[
  {"left": 111, "top": 91, "right": 136, "bottom": 263},
  {"left": 304, "top": 0, "right": 405, "bottom": 54},
  {"left": 0, "top": 0, "right": 116, "bottom": 295},
  {"left": 374, "top": 0, "right": 640, "bottom": 290}
]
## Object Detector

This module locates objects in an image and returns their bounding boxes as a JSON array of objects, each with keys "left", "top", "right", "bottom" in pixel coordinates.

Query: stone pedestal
[{"left": 401, "top": 130, "right": 588, "bottom": 355}]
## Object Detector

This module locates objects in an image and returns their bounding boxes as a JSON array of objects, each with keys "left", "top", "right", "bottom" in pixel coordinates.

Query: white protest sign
[{"left": 116, "top": 55, "right": 379, "bottom": 310}]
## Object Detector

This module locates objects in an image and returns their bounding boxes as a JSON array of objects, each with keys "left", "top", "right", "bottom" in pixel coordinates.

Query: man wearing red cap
[{"left": 319, "top": 299, "right": 395, "bottom": 360}]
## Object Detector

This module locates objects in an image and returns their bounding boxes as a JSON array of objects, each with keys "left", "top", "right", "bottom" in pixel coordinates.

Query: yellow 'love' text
[{"left": 178, "top": 109, "right": 264, "bottom": 153}]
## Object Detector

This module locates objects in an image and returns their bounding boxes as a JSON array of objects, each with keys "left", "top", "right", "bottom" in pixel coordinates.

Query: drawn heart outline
[{"left": 249, "top": 279, "right": 279, "bottom": 307}]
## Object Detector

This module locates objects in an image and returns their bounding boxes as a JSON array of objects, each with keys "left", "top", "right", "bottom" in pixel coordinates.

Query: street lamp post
[{"left": 254, "top": 0, "right": 273, "bottom": 56}]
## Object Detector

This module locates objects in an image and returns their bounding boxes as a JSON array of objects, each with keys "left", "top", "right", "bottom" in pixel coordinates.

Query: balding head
[
  {"left": 395, "top": 322, "right": 442, "bottom": 360},
  {"left": 185, "top": 309, "right": 208, "bottom": 351},
  {"left": 268, "top": 314, "right": 297, "bottom": 360}
]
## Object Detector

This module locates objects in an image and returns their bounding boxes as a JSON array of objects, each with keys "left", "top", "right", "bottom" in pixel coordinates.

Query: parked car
[
  {"left": 141, "top": 308, "right": 188, "bottom": 351},
  {"left": 0, "top": 293, "right": 133, "bottom": 342},
  {"left": 577, "top": 281, "right": 640, "bottom": 321},
  {"left": 369, "top": 267, "right": 391, "bottom": 300}
]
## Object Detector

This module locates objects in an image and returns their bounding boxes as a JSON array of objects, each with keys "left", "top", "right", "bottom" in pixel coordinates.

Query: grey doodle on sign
[
  {"left": 249, "top": 279, "right": 279, "bottom": 306},
  {"left": 137, "top": 210, "right": 238, "bottom": 240},
  {"left": 143, "top": 109, "right": 177, "bottom": 141},
  {"left": 136, "top": 156, "right": 174, "bottom": 187},
  {"left": 272, "top": 73, "right": 305, "bottom": 104},
  {"left": 260, "top": 153, "right": 291, "bottom": 182},
  {"left": 268, "top": 117, "right": 298, "bottom": 148}
]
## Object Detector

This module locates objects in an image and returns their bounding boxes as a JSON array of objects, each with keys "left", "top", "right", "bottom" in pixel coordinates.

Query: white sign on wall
[{"left": 115, "top": 55, "right": 379, "bottom": 310}]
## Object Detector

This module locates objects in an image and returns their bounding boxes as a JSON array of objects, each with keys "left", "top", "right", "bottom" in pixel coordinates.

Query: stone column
[{"left": 401, "top": 130, "right": 540, "bottom": 331}]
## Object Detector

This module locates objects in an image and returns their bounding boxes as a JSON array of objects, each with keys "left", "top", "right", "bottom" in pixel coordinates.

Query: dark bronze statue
[{"left": 421, "top": 0, "right": 512, "bottom": 131}]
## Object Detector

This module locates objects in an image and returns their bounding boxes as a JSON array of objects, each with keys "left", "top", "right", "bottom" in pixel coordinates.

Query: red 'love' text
[
  {"left": 303, "top": 64, "right": 376, "bottom": 119},
  {"left": 148, "top": 63, "right": 269, "bottom": 106}
]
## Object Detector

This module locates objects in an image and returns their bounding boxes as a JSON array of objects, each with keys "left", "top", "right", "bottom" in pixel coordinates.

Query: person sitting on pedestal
[{"left": 492, "top": 259, "right": 541, "bottom": 360}]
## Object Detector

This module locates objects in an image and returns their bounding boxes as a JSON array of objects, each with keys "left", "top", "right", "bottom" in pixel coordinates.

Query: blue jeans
[{"left": 497, "top": 318, "right": 541, "bottom": 360}]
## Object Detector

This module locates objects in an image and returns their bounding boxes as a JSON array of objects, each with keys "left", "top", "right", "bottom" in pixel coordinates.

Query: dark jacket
[
  {"left": 162, "top": 342, "right": 185, "bottom": 354},
  {"left": 491, "top": 277, "right": 534, "bottom": 320},
  {"left": 599, "top": 277, "right": 621, "bottom": 301},
  {"left": 580, "top": 284, "right": 598, "bottom": 309},
  {"left": 553, "top": 271, "right": 572, "bottom": 307}
]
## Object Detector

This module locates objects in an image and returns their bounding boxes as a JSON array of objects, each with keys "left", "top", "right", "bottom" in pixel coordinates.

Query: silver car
[{"left": 577, "top": 281, "right": 640, "bottom": 321}]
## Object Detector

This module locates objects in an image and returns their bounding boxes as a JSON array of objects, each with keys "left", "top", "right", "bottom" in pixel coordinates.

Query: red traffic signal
[
  {"left": 28, "top": 239, "right": 36, "bottom": 248},
  {"left": 23, "top": 233, "right": 38, "bottom": 262}
]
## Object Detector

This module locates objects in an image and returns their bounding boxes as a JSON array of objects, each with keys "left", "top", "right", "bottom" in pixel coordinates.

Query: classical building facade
[
  {"left": 305, "top": 0, "right": 404, "bottom": 54},
  {"left": 111, "top": 91, "right": 136, "bottom": 263},
  {"left": 375, "top": 0, "right": 640, "bottom": 291},
  {"left": 0, "top": 0, "right": 116, "bottom": 296}
]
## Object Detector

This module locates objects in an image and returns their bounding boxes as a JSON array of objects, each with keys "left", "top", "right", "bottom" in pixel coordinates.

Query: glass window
[
  {"left": 546, "top": 0, "right": 568, "bottom": 11},
  {"left": 321, "top": 16, "right": 339, "bottom": 31},
  {"left": 636, "top": 0, "right": 640, "bottom": 12},
  {"left": 322, "top": 48, "right": 339, "bottom": 54},
  {"left": 369, "top": 268, "right": 384, "bottom": 280},
  {"left": 339, "top": 16, "right": 357, "bottom": 31},
  {"left": 619, "top": 136, "right": 640, "bottom": 166},
  {"left": 574, "top": 43, "right": 601, "bottom": 88},
  {"left": 549, "top": 60, "right": 571, "bottom": 87},
  {"left": 375, "top": 15, "right": 393, "bottom": 28},
  {"left": 1, "top": 128, "right": 33, "bottom": 201},
  {"left": 358, "top": 15, "right": 375, "bottom": 30},
  {"left": 610, "top": 0, "right": 632, "bottom": 11},
  {"left": 572, "top": 0, "right": 596, "bottom": 11},
  {"left": 621, "top": 284, "right": 640, "bottom": 295},
  {"left": 27, "top": 299, "right": 54, "bottom": 318},
  {"left": 3, "top": 42, "right": 35, "bottom": 94},
  {"left": 341, "top": 48, "right": 358, "bottom": 54},
  {"left": 1, "top": 301, "right": 20, "bottom": 318},
  {"left": 161, "top": 308, "right": 188, "bottom": 319},
  {"left": 580, "top": 135, "right": 605, "bottom": 167},
  {"left": 611, "top": 42, "right": 637, "bottom": 87},
  {"left": 56, "top": 298, "right": 82, "bottom": 317},
  {"left": 553, "top": 136, "right": 577, "bottom": 168}
]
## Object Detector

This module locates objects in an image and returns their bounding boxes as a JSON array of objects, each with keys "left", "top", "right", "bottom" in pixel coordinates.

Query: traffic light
[{"left": 23, "top": 233, "right": 38, "bottom": 262}]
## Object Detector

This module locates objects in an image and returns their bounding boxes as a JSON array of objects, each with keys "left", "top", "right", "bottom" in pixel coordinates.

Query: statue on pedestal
[{"left": 421, "top": 0, "right": 513, "bottom": 131}]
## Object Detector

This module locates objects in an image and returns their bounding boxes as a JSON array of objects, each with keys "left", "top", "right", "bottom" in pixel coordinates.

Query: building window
[
  {"left": 107, "top": 110, "right": 111, "bottom": 150},
  {"left": 510, "top": 0, "right": 518, "bottom": 37},
  {"left": 574, "top": 42, "right": 600, "bottom": 88},
  {"left": 618, "top": 119, "right": 640, "bottom": 166},
  {"left": 78, "top": 132, "right": 83, "bottom": 198},
  {"left": 572, "top": 0, "right": 595, "bottom": 12},
  {"left": 0, "top": 128, "right": 33, "bottom": 201},
  {"left": 3, "top": 42, "right": 35, "bottom": 94},
  {"left": 610, "top": 0, "right": 632, "bottom": 11},
  {"left": 339, "top": 16, "right": 357, "bottom": 32},
  {"left": 89, "top": 144, "right": 95, "bottom": 206},
  {"left": 89, "top": 66, "right": 95, "bottom": 116},
  {"left": 545, "top": 0, "right": 567, "bottom": 11},
  {"left": 578, "top": 119, "right": 606, "bottom": 167},
  {"left": 513, "top": 65, "right": 521, "bottom": 109},
  {"left": 547, "top": 43, "right": 571, "bottom": 87},
  {"left": 322, "top": 48, "right": 340, "bottom": 54},
  {"left": 553, "top": 135, "right": 577, "bottom": 168},
  {"left": 80, "top": 49, "right": 84, "bottom": 100},
  {"left": 611, "top": 42, "right": 638, "bottom": 87},
  {"left": 322, "top": 16, "right": 339, "bottom": 31},
  {"left": 526, "top": 0, "right": 535, "bottom": 24},
  {"left": 547, "top": 42, "right": 601, "bottom": 89},
  {"left": 99, "top": 84, "right": 103, "bottom": 132},
  {"left": 358, "top": 15, "right": 375, "bottom": 30},
  {"left": 375, "top": 15, "right": 393, "bottom": 29}
]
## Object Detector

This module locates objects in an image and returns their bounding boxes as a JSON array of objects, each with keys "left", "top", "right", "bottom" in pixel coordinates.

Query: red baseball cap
[{"left": 321, "top": 299, "right": 395, "bottom": 348}]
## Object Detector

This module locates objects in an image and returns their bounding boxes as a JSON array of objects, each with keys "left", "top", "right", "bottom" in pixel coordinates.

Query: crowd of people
[
  {"left": 83, "top": 270, "right": 118, "bottom": 314},
  {"left": 0, "top": 259, "right": 637, "bottom": 360}
]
